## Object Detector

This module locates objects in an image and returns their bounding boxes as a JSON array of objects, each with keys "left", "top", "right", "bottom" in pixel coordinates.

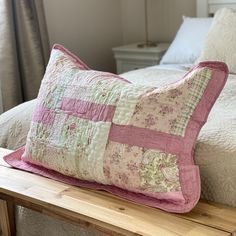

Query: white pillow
[
  {"left": 198, "top": 8, "right": 236, "bottom": 74},
  {"left": 160, "top": 16, "right": 212, "bottom": 65}
]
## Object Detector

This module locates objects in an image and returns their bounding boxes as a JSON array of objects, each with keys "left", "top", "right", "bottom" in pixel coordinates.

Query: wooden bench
[{"left": 0, "top": 148, "right": 235, "bottom": 236}]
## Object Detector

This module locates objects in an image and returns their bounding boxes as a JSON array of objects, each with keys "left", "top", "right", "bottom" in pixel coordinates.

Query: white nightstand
[{"left": 112, "top": 43, "right": 169, "bottom": 74}]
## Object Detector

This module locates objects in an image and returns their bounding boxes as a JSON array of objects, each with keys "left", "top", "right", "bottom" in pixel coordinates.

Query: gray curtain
[{"left": 0, "top": 0, "right": 50, "bottom": 113}]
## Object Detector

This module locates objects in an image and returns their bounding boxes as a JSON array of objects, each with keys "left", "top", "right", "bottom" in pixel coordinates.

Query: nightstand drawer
[
  {"left": 116, "top": 60, "right": 157, "bottom": 74},
  {"left": 113, "top": 43, "right": 169, "bottom": 74}
]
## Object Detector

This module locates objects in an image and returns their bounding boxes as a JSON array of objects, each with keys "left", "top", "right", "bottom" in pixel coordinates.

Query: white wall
[
  {"left": 43, "top": 0, "right": 123, "bottom": 72},
  {"left": 43, "top": 0, "right": 197, "bottom": 72},
  {"left": 121, "top": 0, "right": 196, "bottom": 44}
]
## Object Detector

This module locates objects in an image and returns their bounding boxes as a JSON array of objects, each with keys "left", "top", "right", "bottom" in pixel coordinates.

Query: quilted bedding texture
[{"left": 0, "top": 65, "right": 235, "bottom": 235}]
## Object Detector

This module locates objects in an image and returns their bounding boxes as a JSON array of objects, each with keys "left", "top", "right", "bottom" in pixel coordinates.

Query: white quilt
[{"left": 0, "top": 65, "right": 235, "bottom": 236}]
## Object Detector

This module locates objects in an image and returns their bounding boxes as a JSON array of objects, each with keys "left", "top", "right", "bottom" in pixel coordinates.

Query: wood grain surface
[{"left": 0, "top": 148, "right": 235, "bottom": 236}]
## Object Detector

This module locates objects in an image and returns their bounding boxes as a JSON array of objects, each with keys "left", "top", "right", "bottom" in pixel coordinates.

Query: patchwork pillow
[{"left": 4, "top": 44, "right": 228, "bottom": 213}]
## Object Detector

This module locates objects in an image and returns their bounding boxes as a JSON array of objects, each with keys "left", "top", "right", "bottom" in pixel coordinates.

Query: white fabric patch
[{"left": 113, "top": 84, "right": 151, "bottom": 125}]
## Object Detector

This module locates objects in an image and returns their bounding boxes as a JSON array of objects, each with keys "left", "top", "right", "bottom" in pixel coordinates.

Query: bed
[{"left": 0, "top": 0, "right": 236, "bottom": 235}]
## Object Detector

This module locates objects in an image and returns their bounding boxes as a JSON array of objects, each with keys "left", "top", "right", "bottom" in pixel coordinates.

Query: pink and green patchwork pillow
[{"left": 4, "top": 44, "right": 228, "bottom": 213}]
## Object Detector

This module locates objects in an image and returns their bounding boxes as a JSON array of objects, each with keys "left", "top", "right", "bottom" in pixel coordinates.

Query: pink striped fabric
[
  {"left": 32, "top": 106, "right": 56, "bottom": 125},
  {"left": 61, "top": 98, "right": 116, "bottom": 122}
]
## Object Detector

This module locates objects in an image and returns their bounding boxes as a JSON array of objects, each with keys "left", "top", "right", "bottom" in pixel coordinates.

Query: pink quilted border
[
  {"left": 4, "top": 147, "right": 200, "bottom": 213},
  {"left": 3, "top": 53, "right": 228, "bottom": 213},
  {"left": 53, "top": 44, "right": 131, "bottom": 83},
  {"left": 53, "top": 44, "right": 90, "bottom": 70}
]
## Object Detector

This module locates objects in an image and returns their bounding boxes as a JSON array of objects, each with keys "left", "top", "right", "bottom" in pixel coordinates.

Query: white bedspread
[{"left": 0, "top": 64, "right": 235, "bottom": 236}]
